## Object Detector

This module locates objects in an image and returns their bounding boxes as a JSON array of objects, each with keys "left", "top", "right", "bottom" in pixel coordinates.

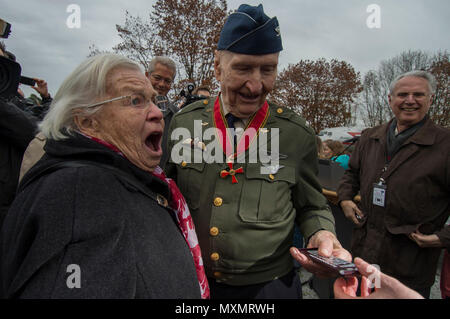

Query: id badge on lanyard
[{"left": 372, "top": 177, "right": 387, "bottom": 207}]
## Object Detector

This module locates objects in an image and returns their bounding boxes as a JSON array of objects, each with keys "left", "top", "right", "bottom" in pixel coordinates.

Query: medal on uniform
[
  {"left": 213, "top": 95, "right": 269, "bottom": 184},
  {"left": 220, "top": 162, "right": 244, "bottom": 184}
]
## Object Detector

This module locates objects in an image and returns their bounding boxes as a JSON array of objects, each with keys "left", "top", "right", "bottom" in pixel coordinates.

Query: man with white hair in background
[{"left": 146, "top": 56, "right": 179, "bottom": 169}]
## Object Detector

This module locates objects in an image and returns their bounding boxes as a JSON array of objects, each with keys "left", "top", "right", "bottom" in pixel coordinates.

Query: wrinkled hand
[
  {"left": 32, "top": 78, "right": 50, "bottom": 98},
  {"left": 333, "top": 257, "right": 423, "bottom": 299},
  {"left": 340, "top": 200, "right": 363, "bottom": 225},
  {"left": 409, "top": 231, "right": 442, "bottom": 248},
  {"left": 290, "top": 230, "right": 352, "bottom": 278}
]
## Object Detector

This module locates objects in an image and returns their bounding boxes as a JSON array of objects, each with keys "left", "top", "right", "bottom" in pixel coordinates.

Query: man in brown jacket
[{"left": 338, "top": 70, "right": 450, "bottom": 298}]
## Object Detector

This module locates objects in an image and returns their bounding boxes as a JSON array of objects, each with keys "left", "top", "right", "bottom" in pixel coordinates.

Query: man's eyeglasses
[
  {"left": 86, "top": 93, "right": 154, "bottom": 109},
  {"left": 151, "top": 74, "right": 173, "bottom": 86},
  {"left": 395, "top": 92, "right": 431, "bottom": 100}
]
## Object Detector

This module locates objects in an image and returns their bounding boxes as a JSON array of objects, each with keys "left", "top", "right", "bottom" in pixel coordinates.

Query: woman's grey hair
[
  {"left": 147, "top": 56, "right": 176, "bottom": 79},
  {"left": 389, "top": 70, "right": 437, "bottom": 95},
  {"left": 40, "top": 53, "right": 141, "bottom": 140}
]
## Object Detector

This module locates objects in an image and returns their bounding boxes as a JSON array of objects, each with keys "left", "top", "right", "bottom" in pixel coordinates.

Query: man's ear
[{"left": 214, "top": 50, "right": 222, "bottom": 82}]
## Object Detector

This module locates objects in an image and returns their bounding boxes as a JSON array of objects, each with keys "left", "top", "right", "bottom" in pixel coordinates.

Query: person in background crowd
[
  {"left": 0, "top": 42, "right": 52, "bottom": 120},
  {"left": 322, "top": 139, "right": 350, "bottom": 170},
  {"left": 0, "top": 42, "right": 37, "bottom": 228},
  {"left": 0, "top": 54, "right": 207, "bottom": 299},
  {"left": 0, "top": 42, "right": 53, "bottom": 188},
  {"left": 145, "top": 56, "right": 178, "bottom": 169},
  {"left": 28, "top": 78, "right": 52, "bottom": 120},
  {"left": 193, "top": 85, "right": 211, "bottom": 98},
  {"left": 338, "top": 70, "right": 450, "bottom": 298},
  {"left": 166, "top": 3, "right": 350, "bottom": 299},
  {"left": 18, "top": 132, "right": 46, "bottom": 181}
]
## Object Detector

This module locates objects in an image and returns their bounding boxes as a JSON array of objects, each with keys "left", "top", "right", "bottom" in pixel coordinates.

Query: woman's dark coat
[{"left": 0, "top": 133, "right": 201, "bottom": 299}]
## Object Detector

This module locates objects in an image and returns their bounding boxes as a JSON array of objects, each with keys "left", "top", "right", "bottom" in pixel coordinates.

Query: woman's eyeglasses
[{"left": 86, "top": 93, "right": 154, "bottom": 109}]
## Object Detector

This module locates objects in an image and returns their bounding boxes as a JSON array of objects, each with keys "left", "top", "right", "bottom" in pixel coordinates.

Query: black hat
[{"left": 217, "top": 4, "right": 283, "bottom": 54}]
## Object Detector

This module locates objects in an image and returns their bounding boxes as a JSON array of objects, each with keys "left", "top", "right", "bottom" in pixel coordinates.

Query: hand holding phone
[
  {"left": 299, "top": 248, "right": 360, "bottom": 277},
  {"left": 20, "top": 76, "right": 36, "bottom": 87}
]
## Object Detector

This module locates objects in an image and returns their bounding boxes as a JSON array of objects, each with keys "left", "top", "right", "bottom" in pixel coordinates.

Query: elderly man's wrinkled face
[
  {"left": 214, "top": 51, "right": 278, "bottom": 118},
  {"left": 83, "top": 67, "right": 164, "bottom": 172},
  {"left": 388, "top": 76, "right": 433, "bottom": 132}
]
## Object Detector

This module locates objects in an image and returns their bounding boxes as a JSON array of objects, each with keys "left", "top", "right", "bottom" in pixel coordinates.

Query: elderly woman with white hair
[{"left": 0, "top": 54, "right": 208, "bottom": 299}]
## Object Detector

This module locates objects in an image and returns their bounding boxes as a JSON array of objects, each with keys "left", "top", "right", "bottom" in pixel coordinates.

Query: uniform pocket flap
[
  {"left": 178, "top": 161, "right": 206, "bottom": 172},
  {"left": 245, "top": 163, "right": 295, "bottom": 184}
]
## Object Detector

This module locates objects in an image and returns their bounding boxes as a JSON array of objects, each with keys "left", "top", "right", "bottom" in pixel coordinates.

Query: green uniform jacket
[{"left": 166, "top": 97, "right": 335, "bottom": 286}]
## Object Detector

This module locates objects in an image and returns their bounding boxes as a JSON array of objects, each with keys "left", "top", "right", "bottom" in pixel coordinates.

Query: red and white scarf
[
  {"left": 152, "top": 166, "right": 209, "bottom": 299},
  {"left": 85, "top": 134, "right": 209, "bottom": 299}
]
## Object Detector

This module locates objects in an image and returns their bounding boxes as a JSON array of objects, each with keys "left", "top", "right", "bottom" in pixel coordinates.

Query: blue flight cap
[{"left": 217, "top": 4, "right": 283, "bottom": 54}]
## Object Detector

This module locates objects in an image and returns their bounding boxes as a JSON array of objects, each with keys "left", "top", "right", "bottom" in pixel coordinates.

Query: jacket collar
[{"left": 369, "top": 117, "right": 436, "bottom": 146}]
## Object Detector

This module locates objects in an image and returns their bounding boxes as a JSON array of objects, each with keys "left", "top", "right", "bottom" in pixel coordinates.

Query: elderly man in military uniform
[{"left": 166, "top": 4, "right": 351, "bottom": 299}]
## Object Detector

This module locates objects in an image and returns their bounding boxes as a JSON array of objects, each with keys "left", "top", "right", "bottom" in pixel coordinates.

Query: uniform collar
[{"left": 220, "top": 95, "right": 250, "bottom": 127}]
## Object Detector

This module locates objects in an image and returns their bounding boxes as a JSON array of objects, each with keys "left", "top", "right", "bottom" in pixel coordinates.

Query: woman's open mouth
[{"left": 145, "top": 131, "right": 163, "bottom": 154}]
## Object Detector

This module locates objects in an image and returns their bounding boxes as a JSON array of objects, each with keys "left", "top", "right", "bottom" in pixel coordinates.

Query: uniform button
[
  {"left": 203, "top": 99, "right": 208, "bottom": 105},
  {"left": 277, "top": 108, "right": 283, "bottom": 114},
  {"left": 269, "top": 174, "right": 275, "bottom": 180},
  {"left": 213, "top": 271, "right": 222, "bottom": 278},
  {"left": 210, "top": 227, "right": 219, "bottom": 236},
  {"left": 181, "top": 161, "right": 187, "bottom": 167},
  {"left": 210, "top": 252, "right": 220, "bottom": 261},
  {"left": 213, "top": 197, "right": 223, "bottom": 207}
]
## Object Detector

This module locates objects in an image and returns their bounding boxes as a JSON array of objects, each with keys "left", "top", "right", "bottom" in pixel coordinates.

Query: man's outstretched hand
[{"left": 290, "top": 230, "right": 352, "bottom": 278}]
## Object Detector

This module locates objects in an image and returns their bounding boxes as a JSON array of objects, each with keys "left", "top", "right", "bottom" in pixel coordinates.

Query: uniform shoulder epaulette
[
  {"left": 268, "top": 102, "right": 314, "bottom": 135},
  {"left": 174, "top": 99, "right": 211, "bottom": 117}
]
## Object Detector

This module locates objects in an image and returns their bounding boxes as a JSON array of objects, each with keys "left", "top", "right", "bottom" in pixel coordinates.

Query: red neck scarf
[{"left": 213, "top": 96, "right": 269, "bottom": 160}]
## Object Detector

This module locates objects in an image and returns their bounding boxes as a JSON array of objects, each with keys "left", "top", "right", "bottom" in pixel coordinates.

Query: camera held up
[
  {"left": 0, "top": 19, "right": 37, "bottom": 99},
  {"left": 179, "top": 83, "right": 204, "bottom": 109}
]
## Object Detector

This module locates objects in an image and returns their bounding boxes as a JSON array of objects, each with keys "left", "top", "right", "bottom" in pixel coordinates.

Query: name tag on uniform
[{"left": 372, "top": 183, "right": 386, "bottom": 207}]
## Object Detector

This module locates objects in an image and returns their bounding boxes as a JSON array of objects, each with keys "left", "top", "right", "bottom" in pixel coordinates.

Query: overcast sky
[{"left": 2, "top": 0, "right": 449, "bottom": 98}]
